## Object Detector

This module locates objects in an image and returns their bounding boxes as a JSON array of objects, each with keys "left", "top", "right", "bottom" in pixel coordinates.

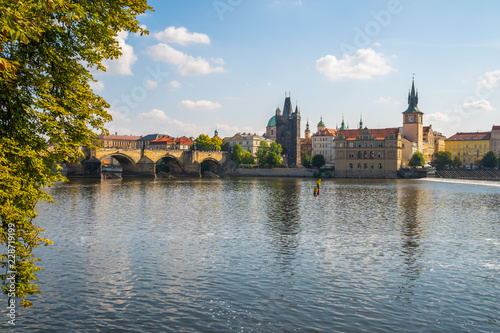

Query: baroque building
[
  {"left": 334, "top": 128, "right": 403, "bottom": 178},
  {"left": 275, "top": 94, "right": 301, "bottom": 166}
]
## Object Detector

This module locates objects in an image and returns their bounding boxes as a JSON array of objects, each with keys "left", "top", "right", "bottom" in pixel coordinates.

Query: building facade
[
  {"left": 491, "top": 125, "right": 500, "bottom": 155},
  {"left": 445, "top": 132, "right": 491, "bottom": 166},
  {"left": 311, "top": 128, "right": 337, "bottom": 165},
  {"left": 224, "top": 133, "right": 273, "bottom": 155},
  {"left": 98, "top": 134, "right": 142, "bottom": 148},
  {"left": 149, "top": 136, "right": 193, "bottom": 150},
  {"left": 275, "top": 95, "right": 301, "bottom": 166},
  {"left": 334, "top": 128, "right": 403, "bottom": 178}
]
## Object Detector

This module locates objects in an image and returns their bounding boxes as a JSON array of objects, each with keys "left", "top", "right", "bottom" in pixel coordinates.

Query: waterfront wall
[
  {"left": 233, "top": 168, "right": 315, "bottom": 178},
  {"left": 435, "top": 169, "right": 500, "bottom": 180}
]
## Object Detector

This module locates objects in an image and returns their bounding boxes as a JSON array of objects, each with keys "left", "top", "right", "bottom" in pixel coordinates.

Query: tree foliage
[
  {"left": 409, "top": 151, "right": 425, "bottom": 167},
  {"left": 301, "top": 152, "right": 312, "bottom": 168},
  {"left": 240, "top": 151, "right": 255, "bottom": 165},
  {"left": 433, "top": 151, "right": 452, "bottom": 170},
  {"left": 312, "top": 154, "right": 326, "bottom": 168},
  {"left": 194, "top": 134, "right": 222, "bottom": 151},
  {"left": 0, "top": 0, "right": 152, "bottom": 307},
  {"left": 451, "top": 156, "right": 462, "bottom": 168},
  {"left": 481, "top": 151, "right": 497, "bottom": 168},
  {"left": 256, "top": 141, "right": 282, "bottom": 168},
  {"left": 231, "top": 143, "right": 244, "bottom": 164}
]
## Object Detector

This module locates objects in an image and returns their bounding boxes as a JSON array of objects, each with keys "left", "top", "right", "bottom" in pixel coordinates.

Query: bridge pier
[{"left": 135, "top": 156, "right": 156, "bottom": 177}]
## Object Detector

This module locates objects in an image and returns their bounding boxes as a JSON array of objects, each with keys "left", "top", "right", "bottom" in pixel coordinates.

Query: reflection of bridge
[{"left": 66, "top": 148, "right": 230, "bottom": 177}]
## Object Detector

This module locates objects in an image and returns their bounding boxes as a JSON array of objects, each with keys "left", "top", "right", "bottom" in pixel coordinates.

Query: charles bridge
[{"left": 65, "top": 147, "right": 231, "bottom": 177}]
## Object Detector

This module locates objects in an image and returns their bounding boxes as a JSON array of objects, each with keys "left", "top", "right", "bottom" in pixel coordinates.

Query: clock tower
[{"left": 402, "top": 78, "right": 423, "bottom": 152}]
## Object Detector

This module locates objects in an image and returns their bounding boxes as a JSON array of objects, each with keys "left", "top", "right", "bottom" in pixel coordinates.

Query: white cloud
[
  {"left": 462, "top": 99, "right": 494, "bottom": 114},
  {"left": 146, "top": 79, "right": 158, "bottom": 88},
  {"left": 426, "top": 112, "right": 451, "bottom": 123},
  {"left": 89, "top": 80, "right": 104, "bottom": 91},
  {"left": 316, "top": 48, "right": 395, "bottom": 81},
  {"left": 179, "top": 100, "right": 222, "bottom": 110},
  {"left": 137, "top": 108, "right": 208, "bottom": 137},
  {"left": 105, "top": 109, "right": 132, "bottom": 134},
  {"left": 102, "top": 31, "right": 137, "bottom": 75},
  {"left": 169, "top": 80, "right": 181, "bottom": 90},
  {"left": 477, "top": 70, "right": 500, "bottom": 89},
  {"left": 148, "top": 43, "right": 225, "bottom": 76},
  {"left": 154, "top": 26, "right": 211, "bottom": 45}
]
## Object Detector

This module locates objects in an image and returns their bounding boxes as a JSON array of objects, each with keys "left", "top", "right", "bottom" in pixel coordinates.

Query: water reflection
[
  {"left": 396, "top": 181, "right": 428, "bottom": 302},
  {"left": 262, "top": 178, "right": 302, "bottom": 269}
]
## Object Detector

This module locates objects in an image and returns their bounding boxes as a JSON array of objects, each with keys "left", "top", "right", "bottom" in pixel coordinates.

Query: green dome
[
  {"left": 267, "top": 115, "right": 276, "bottom": 127},
  {"left": 317, "top": 119, "right": 325, "bottom": 127}
]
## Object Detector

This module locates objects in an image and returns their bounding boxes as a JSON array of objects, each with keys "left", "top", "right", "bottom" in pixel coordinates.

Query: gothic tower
[
  {"left": 276, "top": 93, "right": 301, "bottom": 166},
  {"left": 402, "top": 78, "right": 424, "bottom": 152}
]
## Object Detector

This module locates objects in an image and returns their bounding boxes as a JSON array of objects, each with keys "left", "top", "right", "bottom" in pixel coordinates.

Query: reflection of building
[
  {"left": 98, "top": 133, "right": 142, "bottom": 148},
  {"left": 275, "top": 94, "right": 301, "bottom": 166},
  {"left": 491, "top": 125, "right": 500, "bottom": 155},
  {"left": 445, "top": 132, "right": 491, "bottom": 166},
  {"left": 334, "top": 127, "right": 403, "bottom": 178},
  {"left": 224, "top": 133, "right": 273, "bottom": 155}
]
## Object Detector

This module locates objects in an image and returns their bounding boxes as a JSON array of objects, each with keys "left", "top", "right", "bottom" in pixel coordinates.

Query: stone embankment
[{"left": 435, "top": 169, "right": 500, "bottom": 180}]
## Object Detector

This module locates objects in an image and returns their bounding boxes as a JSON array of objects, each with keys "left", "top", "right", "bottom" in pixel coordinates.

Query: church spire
[
  {"left": 339, "top": 114, "right": 346, "bottom": 130},
  {"left": 358, "top": 113, "right": 363, "bottom": 129},
  {"left": 404, "top": 76, "right": 422, "bottom": 113}
]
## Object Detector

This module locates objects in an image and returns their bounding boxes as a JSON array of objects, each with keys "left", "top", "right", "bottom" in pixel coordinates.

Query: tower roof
[
  {"left": 317, "top": 117, "right": 325, "bottom": 127},
  {"left": 305, "top": 118, "right": 311, "bottom": 132},
  {"left": 267, "top": 115, "right": 277, "bottom": 127},
  {"left": 283, "top": 96, "right": 293, "bottom": 116},
  {"left": 403, "top": 77, "right": 423, "bottom": 114}
]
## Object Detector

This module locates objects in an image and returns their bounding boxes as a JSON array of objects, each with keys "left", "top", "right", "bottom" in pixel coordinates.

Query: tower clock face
[{"left": 408, "top": 116, "right": 414, "bottom": 123}]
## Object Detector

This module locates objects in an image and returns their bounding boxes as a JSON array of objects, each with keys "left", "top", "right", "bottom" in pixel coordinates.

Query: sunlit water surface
[{"left": 3, "top": 177, "right": 500, "bottom": 332}]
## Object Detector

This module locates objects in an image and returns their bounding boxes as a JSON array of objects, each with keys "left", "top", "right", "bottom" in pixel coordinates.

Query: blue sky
[{"left": 92, "top": 0, "right": 500, "bottom": 138}]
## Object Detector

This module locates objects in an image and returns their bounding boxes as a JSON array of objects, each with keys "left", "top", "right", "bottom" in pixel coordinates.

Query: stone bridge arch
[
  {"left": 200, "top": 157, "right": 222, "bottom": 174},
  {"left": 155, "top": 154, "right": 184, "bottom": 175},
  {"left": 100, "top": 153, "right": 137, "bottom": 176}
]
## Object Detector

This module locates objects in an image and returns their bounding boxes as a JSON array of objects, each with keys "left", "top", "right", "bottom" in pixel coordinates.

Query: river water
[{"left": 3, "top": 177, "right": 500, "bottom": 332}]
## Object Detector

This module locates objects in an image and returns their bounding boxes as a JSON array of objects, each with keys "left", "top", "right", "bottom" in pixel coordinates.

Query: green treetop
[
  {"left": 0, "top": 0, "right": 152, "bottom": 307},
  {"left": 409, "top": 151, "right": 425, "bottom": 167}
]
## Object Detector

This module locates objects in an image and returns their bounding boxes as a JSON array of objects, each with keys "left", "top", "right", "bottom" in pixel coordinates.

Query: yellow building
[{"left": 445, "top": 132, "right": 491, "bottom": 166}]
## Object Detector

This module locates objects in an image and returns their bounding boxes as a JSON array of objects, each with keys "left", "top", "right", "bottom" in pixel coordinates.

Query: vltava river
[{"left": 4, "top": 177, "right": 500, "bottom": 332}]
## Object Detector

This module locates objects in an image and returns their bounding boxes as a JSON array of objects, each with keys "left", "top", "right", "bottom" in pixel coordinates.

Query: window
[
  {"left": 364, "top": 163, "right": 368, "bottom": 169},
  {"left": 358, "top": 163, "right": 361, "bottom": 169},
  {"left": 378, "top": 163, "right": 383, "bottom": 169},
  {"left": 339, "top": 152, "right": 343, "bottom": 158},
  {"left": 349, "top": 163, "right": 353, "bottom": 170},
  {"left": 378, "top": 152, "right": 383, "bottom": 158},
  {"left": 370, "top": 163, "right": 374, "bottom": 169},
  {"left": 358, "top": 151, "right": 362, "bottom": 159}
]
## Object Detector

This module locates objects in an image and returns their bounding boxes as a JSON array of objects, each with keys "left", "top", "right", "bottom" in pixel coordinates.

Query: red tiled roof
[
  {"left": 176, "top": 136, "right": 193, "bottom": 145},
  {"left": 492, "top": 125, "right": 500, "bottom": 131},
  {"left": 313, "top": 128, "right": 337, "bottom": 136},
  {"left": 446, "top": 132, "right": 491, "bottom": 141},
  {"left": 150, "top": 136, "right": 175, "bottom": 144},
  {"left": 338, "top": 128, "right": 399, "bottom": 140}
]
